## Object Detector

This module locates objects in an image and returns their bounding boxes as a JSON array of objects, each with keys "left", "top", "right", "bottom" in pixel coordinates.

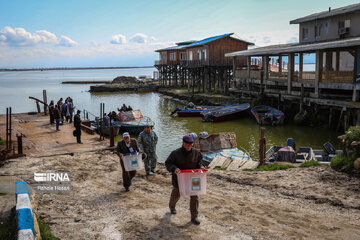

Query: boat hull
[
  {"left": 201, "top": 104, "right": 250, "bottom": 122},
  {"left": 251, "top": 105, "right": 285, "bottom": 125}
]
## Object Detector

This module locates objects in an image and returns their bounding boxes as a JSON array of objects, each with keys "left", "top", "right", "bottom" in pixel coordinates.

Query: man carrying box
[
  {"left": 117, "top": 132, "right": 140, "bottom": 192},
  {"left": 165, "top": 134, "right": 204, "bottom": 225}
]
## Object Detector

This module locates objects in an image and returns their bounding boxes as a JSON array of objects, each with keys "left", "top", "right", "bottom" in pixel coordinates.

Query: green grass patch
[
  {"left": 0, "top": 139, "right": 5, "bottom": 145},
  {"left": 330, "top": 154, "right": 354, "bottom": 173},
  {"left": 254, "top": 163, "right": 295, "bottom": 171},
  {"left": 242, "top": 168, "right": 254, "bottom": 172},
  {"left": 299, "top": 160, "right": 321, "bottom": 168},
  {"left": 38, "top": 218, "right": 60, "bottom": 240}
]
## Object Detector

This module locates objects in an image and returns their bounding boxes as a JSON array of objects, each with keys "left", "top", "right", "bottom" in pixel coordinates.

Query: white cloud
[
  {"left": 58, "top": 35, "right": 78, "bottom": 47},
  {"left": 110, "top": 34, "right": 126, "bottom": 44},
  {"left": 129, "top": 33, "right": 148, "bottom": 44},
  {"left": 150, "top": 36, "right": 157, "bottom": 41},
  {"left": 90, "top": 41, "right": 101, "bottom": 47},
  {"left": 0, "top": 26, "right": 77, "bottom": 48}
]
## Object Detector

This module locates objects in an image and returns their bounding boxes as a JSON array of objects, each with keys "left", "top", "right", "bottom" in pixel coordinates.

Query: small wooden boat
[
  {"left": 171, "top": 106, "right": 218, "bottom": 117},
  {"left": 193, "top": 132, "right": 258, "bottom": 170},
  {"left": 136, "top": 86, "right": 158, "bottom": 93},
  {"left": 114, "top": 110, "right": 155, "bottom": 134},
  {"left": 201, "top": 104, "right": 250, "bottom": 122},
  {"left": 251, "top": 105, "right": 285, "bottom": 125}
]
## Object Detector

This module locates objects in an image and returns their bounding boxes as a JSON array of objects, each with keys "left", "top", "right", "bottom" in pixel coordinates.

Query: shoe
[
  {"left": 170, "top": 208, "right": 176, "bottom": 214},
  {"left": 191, "top": 218, "right": 200, "bottom": 225},
  {"left": 151, "top": 169, "right": 155, "bottom": 173},
  {"left": 125, "top": 187, "right": 130, "bottom": 192},
  {"left": 77, "top": 142, "right": 83, "bottom": 144}
]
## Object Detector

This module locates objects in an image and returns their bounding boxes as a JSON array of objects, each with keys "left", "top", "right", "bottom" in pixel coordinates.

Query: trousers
[
  {"left": 169, "top": 187, "right": 198, "bottom": 219},
  {"left": 120, "top": 157, "right": 136, "bottom": 188}
]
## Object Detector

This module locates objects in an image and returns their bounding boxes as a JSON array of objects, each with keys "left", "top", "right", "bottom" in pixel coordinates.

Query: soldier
[{"left": 138, "top": 125, "right": 158, "bottom": 175}]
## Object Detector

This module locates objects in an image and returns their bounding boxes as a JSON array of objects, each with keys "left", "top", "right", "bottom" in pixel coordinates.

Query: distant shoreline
[{"left": 0, "top": 66, "right": 154, "bottom": 72}]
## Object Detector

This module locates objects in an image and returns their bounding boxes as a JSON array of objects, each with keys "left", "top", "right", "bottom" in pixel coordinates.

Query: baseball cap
[
  {"left": 183, "top": 135, "right": 194, "bottom": 143},
  {"left": 123, "top": 132, "right": 130, "bottom": 137}
]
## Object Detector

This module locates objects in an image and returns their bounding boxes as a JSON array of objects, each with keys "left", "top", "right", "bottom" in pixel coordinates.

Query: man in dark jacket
[
  {"left": 74, "top": 110, "right": 82, "bottom": 144},
  {"left": 117, "top": 132, "right": 140, "bottom": 192},
  {"left": 165, "top": 135, "right": 204, "bottom": 225},
  {"left": 48, "top": 100, "right": 54, "bottom": 124},
  {"left": 53, "top": 105, "right": 61, "bottom": 131}
]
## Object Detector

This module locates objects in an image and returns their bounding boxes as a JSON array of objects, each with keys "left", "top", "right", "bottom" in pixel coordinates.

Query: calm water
[{"left": 0, "top": 68, "right": 341, "bottom": 162}]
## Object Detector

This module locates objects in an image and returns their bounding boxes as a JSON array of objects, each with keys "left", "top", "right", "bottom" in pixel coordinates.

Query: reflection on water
[{"left": 0, "top": 69, "right": 342, "bottom": 163}]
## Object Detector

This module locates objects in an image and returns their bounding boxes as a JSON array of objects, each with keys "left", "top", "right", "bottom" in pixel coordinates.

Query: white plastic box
[
  {"left": 177, "top": 169, "right": 208, "bottom": 196},
  {"left": 123, "top": 152, "right": 143, "bottom": 171}
]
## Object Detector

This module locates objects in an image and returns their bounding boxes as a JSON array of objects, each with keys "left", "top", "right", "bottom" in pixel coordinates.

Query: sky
[{"left": 0, "top": 0, "right": 358, "bottom": 68}]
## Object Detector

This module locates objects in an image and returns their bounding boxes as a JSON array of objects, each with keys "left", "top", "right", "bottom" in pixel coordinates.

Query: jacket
[
  {"left": 117, "top": 139, "right": 140, "bottom": 155},
  {"left": 138, "top": 130, "right": 158, "bottom": 153},
  {"left": 165, "top": 146, "right": 203, "bottom": 187},
  {"left": 74, "top": 114, "right": 81, "bottom": 128}
]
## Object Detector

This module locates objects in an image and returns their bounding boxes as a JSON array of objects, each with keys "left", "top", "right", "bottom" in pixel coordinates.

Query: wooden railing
[{"left": 235, "top": 70, "right": 354, "bottom": 84}]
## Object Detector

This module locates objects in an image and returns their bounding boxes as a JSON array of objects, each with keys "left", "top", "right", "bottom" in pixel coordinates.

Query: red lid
[{"left": 179, "top": 169, "right": 208, "bottom": 173}]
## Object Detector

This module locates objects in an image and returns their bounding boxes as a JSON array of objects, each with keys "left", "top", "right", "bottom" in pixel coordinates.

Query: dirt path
[{"left": 1, "top": 150, "right": 359, "bottom": 240}]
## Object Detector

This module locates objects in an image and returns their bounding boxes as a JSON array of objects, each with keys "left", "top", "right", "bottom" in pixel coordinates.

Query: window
[
  {"left": 197, "top": 50, "right": 201, "bottom": 60},
  {"left": 338, "top": 20, "right": 351, "bottom": 35},
  {"left": 180, "top": 52, "right": 186, "bottom": 61},
  {"left": 202, "top": 49, "right": 207, "bottom": 60},
  {"left": 161, "top": 52, "right": 167, "bottom": 61},
  {"left": 315, "top": 24, "right": 322, "bottom": 37},
  {"left": 302, "top": 28, "right": 309, "bottom": 40},
  {"left": 169, "top": 52, "right": 177, "bottom": 61},
  {"left": 189, "top": 51, "right": 193, "bottom": 60}
]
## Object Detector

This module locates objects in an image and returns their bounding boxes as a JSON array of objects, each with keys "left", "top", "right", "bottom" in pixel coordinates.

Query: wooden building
[
  {"left": 155, "top": 33, "right": 253, "bottom": 93},
  {"left": 226, "top": 3, "right": 360, "bottom": 130}
]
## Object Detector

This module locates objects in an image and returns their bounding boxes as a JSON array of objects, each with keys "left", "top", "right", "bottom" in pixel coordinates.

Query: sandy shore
[{"left": 1, "top": 113, "right": 360, "bottom": 239}]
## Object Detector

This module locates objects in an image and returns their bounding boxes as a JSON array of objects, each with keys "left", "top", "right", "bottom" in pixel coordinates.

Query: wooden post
[
  {"left": 259, "top": 127, "right": 266, "bottom": 165},
  {"left": 336, "top": 51, "right": 340, "bottom": 71},
  {"left": 278, "top": 56, "right": 282, "bottom": 75},
  {"left": 264, "top": 56, "right": 269, "bottom": 80},
  {"left": 299, "top": 53, "right": 303, "bottom": 81},
  {"left": 6, "top": 108, "right": 8, "bottom": 150},
  {"left": 36, "top": 101, "right": 41, "bottom": 113},
  {"left": 260, "top": 70, "right": 264, "bottom": 95},
  {"left": 109, "top": 126, "right": 114, "bottom": 147},
  {"left": 43, "top": 90, "right": 47, "bottom": 115},
  {"left": 288, "top": 53, "right": 294, "bottom": 94},
  {"left": 17, "top": 134, "right": 23, "bottom": 155},
  {"left": 300, "top": 84, "right": 304, "bottom": 113},
  {"left": 315, "top": 50, "right": 323, "bottom": 98},
  {"left": 9, "top": 107, "right": 12, "bottom": 150}
]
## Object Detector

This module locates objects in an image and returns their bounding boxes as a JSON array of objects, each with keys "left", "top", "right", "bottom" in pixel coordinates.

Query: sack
[{"left": 73, "top": 130, "right": 76, "bottom": 137}]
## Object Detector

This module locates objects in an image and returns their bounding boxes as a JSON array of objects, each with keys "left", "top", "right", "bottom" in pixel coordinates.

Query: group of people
[
  {"left": 48, "top": 97, "right": 82, "bottom": 144},
  {"left": 116, "top": 126, "right": 203, "bottom": 225},
  {"left": 118, "top": 104, "right": 133, "bottom": 112}
]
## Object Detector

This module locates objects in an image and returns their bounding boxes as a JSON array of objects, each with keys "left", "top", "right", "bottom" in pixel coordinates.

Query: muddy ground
[{"left": 1, "top": 150, "right": 360, "bottom": 240}]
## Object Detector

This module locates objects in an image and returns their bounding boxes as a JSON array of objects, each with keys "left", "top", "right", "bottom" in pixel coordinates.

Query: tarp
[
  {"left": 117, "top": 110, "right": 144, "bottom": 122},
  {"left": 193, "top": 132, "right": 237, "bottom": 152},
  {"left": 276, "top": 146, "right": 296, "bottom": 163}
]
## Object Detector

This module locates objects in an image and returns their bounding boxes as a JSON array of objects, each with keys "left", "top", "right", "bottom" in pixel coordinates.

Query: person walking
[
  {"left": 138, "top": 125, "right": 158, "bottom": 175},
  {"left": 165, "top": 135, "right": 204, "bottom": 225},
  {"left": 48, "top": 100, "right": 55, "bottom": 124},
  {"left": 66, "top": 99, "right": 74, "bottom": 123},
  {"left": 117, "top": 132, "right": 140, "bottom": 192},
  {"left": 53, "top": 105, "right": 61, "bottom": 131},
  {"left": 74, "top": 110, "right": 82, "bottom": 144}
]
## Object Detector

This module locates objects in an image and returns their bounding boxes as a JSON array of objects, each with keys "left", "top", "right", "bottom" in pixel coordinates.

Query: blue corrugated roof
[
  {"left": 182, "top": 33, "right": 233, "bottom": 48},
  {"left": 155, "top": 33, "right": 253, "bottom": 52}
]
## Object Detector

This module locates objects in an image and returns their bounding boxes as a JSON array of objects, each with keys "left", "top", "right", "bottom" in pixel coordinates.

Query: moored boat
[
  {"left": 136, "top": 86, "right": 158, "bottom": 93},
  {"left": 192, "top": 132, "right": 258, "bottom": 170},
  {"left": 171, "top": 106, "right": 219, "bottom": 117},
  {"left": 114, "top": 110, "right": 154, "bottom": 134},
  {"left": 201, "top": 104, "right": 250, "bottom": 122},
  {"left": 251, "top": 105, "right": 285, "bottom": 125}
]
